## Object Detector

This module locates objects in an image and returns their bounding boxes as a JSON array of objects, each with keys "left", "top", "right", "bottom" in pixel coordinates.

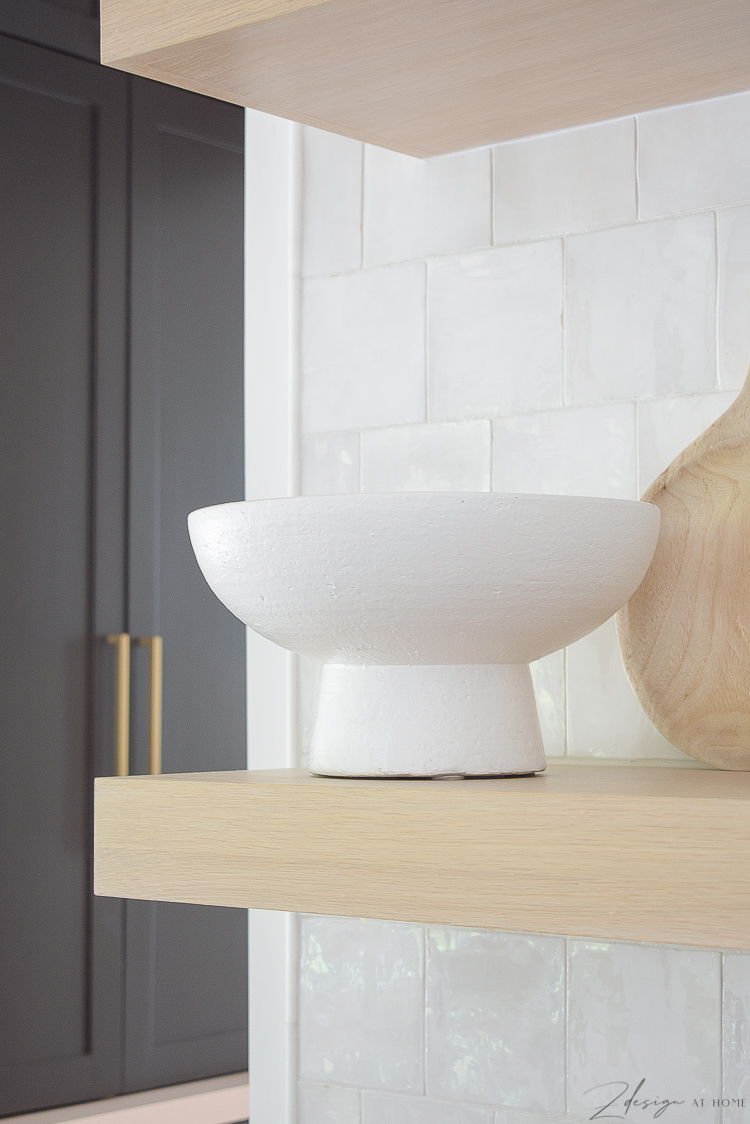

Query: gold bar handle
[
  {"left": 106, "top": 633, "right": 130, "bottom": 777},
  {"left": 138, "top": 636, "right": 163, "bottom": 775}
]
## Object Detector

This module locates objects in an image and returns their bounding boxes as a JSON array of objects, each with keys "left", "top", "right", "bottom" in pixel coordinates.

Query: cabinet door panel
[
  {"left": 125, "top": 77, "right": 247, "bottom": 1091},
  {"left": 0, "top": 37, "right": 127, "bottom": 1116}
]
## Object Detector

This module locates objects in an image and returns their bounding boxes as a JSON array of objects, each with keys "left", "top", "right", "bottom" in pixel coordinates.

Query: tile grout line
[
  {"left": 301, "top": 389, "right": 736, "bottom": 443},
  {"left": 561, "top": 235, "right": 568, "bottom": 407},
  {"left": 424, "top": 260, "right": 430, "bottom": 423},
  {"left": 302, "top": 201, "right": 747, "bottom": 281},
  {"left": 360, "top": 143, "right": 365, "bottom": 271},
  {"left": 634, "top": 115, "right": 641, "bottom": 221},
  {"left": 490, "top": 145, "right": 496, "bottom": 247}
]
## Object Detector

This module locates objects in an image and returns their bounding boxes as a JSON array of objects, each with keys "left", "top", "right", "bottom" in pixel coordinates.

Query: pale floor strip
[{"left": 2, "top": 1072, "right": 248, "bottom": 1124}]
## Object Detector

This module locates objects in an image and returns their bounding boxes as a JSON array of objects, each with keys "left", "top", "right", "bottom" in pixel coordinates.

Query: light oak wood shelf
[
  {"left": 95, "top": 764, "right": 750, "bottom": 950},
  {"left": 99, "top": 0, "right": 750, "bottom": 157}
]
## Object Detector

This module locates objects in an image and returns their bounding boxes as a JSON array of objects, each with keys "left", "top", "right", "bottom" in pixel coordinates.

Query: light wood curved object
[{"left": 617, "top": 372, "right": 750, "bottom": 769}]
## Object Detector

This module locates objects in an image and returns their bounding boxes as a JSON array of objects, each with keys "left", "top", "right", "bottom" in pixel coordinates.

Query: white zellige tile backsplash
[
  {"left": 299, "top": 917, "right": 424, "bottom": 1093},
  {"left": 492, "top": 116, "right": 637, "bottom": 245},
  {"left": 295, "top": 88, "right": 750, "bottom": 1123},
  {"left": 568, "top": 942, "right": 722, "bottom": 1123},
  {"left": 427, "top": 242, "right": 563, "bottom": 421},
  {"left": 363, "top": 144, "right": 491, "bottom": 269},
  {"left": 718, "top": 204, "right": 750, "bottom": 390},
  {"left": 425, "top": 930, "right": 565, "bottom": 1110},
  {"left": 564, "top": 214, "right": 716, "bottom": 405}
]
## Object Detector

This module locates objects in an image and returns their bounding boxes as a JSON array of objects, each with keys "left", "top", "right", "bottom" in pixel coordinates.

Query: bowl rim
[{"left": 188, "top": 492, "right": 660, "bottom": 522}]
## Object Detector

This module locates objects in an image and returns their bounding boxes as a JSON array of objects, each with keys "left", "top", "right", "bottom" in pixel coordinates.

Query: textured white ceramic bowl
[{"left": 188, "top": 493, "right": 659, "bottom": 777}]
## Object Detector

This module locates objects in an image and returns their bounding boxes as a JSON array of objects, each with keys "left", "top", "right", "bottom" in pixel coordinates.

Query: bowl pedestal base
[{"left": 309, "top": 663, "right": 546, "bottom": 778}]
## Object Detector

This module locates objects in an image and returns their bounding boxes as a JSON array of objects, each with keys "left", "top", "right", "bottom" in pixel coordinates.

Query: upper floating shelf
[
  {"left": 95, "top": 764, "right": 750, "bottom": 950},
  {"left": 99, "top": 0, "right": 750, "bottom": 156}
]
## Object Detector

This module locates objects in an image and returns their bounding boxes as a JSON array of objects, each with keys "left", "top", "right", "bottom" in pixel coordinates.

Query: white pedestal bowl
[{"left": 188, "top": 493, "right": 659, "bottom": 778}]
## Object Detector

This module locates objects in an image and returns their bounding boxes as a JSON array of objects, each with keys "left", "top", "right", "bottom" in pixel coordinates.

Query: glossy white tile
[
  {"left": 530, "top": 650, "right": 565, "bottom": 758},
  {"left": 425, "top": 929, "right": 565, "bottom": 1111},
  {"left": 493, "top": 117, "right": 636, "bottom": 244},
  {"left": 722, "top": 953, "right": 750, "bottom": 1124},
  {"left": 638, "top": 92, "right": 750, "bottom": 219},
  {"left": 303, "top": 126, "right": 362, "bottom": 276},
  {"left": 360, "top": 421, "right": 491, "bottom": 492},
  {"left": 363, "top": 145, "right": 491, "bottom": 267},
  {"left": 492, "top": 403, "right": 637, "bottom": 500},
  {"left": 302, "top": 263, "right": 426, "bottom": 433},
  {"left": 302, "top": 433, "right": 361, "bottom": 495},
  {"left": 568, "top": 941, "right": 721, "bottom": 1123},
  {"left": 719, "top": 204, "right": 750, "bottom": 390},
  {"left": 637, "top": 393, "right": 738, "bottom": 494},
  {"left": 299, "top": 1082, "right": 361, "bottom": 1124},
  {"left": 299, "top": 916, "right": 424, "bottom": 1093},
  {"left": 362, "top": 1091, "right": 493, "bottom": 1124},
  {"left": 565, "top": 215, "right": 716, "bottom": 404},
  {"left": 566, "top": 617, "right": 689, "bottom": 760},
  {"left": 428, "top": 242, "right": 563, "bottom": 421}
]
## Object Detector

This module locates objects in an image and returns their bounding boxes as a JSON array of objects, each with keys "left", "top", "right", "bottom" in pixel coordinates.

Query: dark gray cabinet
[
  {"left": 0, "top": 28, "right": 247, "bottom": 1119},
  {"left": 124, "top": 77, "right": 247, "bottom": 1093}
]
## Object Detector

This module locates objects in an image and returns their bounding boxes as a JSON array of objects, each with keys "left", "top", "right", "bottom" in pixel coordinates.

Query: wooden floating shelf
[
  {"left": 95, "top": 764, "right": 750, "bottom": 950},
  {"left": 99, "top": 0, "right": 750, "bottom": 157}
]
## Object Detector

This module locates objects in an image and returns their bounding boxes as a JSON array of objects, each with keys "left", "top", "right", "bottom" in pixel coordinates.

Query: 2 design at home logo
[{"left": 585, "top": 1079, "right": 747, "bottom": 1119}]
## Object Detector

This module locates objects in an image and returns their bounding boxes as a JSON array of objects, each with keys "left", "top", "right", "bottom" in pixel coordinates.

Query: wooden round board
[{"left": 617, "top": 374, "right": 750, "bottom": 769}]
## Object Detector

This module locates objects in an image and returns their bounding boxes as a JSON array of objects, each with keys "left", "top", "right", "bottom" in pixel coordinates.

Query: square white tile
[
  {"left": 299, "top": 1082, "right": 361, "bottom": 1124},
  {"left": 300, "top": 916, "right": 424, "bottom": 1093},
  {"left": 568, "top": 941, "right": 721, "bottom": 1123},
  {"left": 530, "top": 650, "right": 565, "bottom": 758},
  {"left": 638, "top": 91, "right": 750, "bottom": 219},
  {"left": 361, "top": 421, "right": 491, "bottom": 492},
  {"left": 566, "top": 617, "right": 689, "bottom": 760},
  {"left": 428, "top": 242, "right": 563, "bottom": 421},
  {"left": 425, "top": 929, "right": 565, "bottom": 1111},
  {"left": 492, "top": 403, "right": 637, "bottom": 500},
  {"left": 719, "top": 204, "right": 750, "bottom": 390},
  {"left": 363, "top": 145, "right": 491, "bottom": 268},
  {"left": 565, "top": 215, "right": 716, "bottom": 405},
  {"left": 303, "top": 126, "right": 362, "bottom": 277},
  {"left": 637, "top": 392, "right": 738, "bottom": 494},
  {"left": 362, "top": 1091, "right": 493, "bottom": 1124},
  {"left": 302, "top": 432, "right": 361, "bottom": 495},
  {"left": 302, "top": 263, "right": 426, "bottom": 433},
  {"left": 493, "top": 117, "right": 636, "bottom": 244},
  {"left": 723, "top": 953, "right": 750, "bottom": 1124}
]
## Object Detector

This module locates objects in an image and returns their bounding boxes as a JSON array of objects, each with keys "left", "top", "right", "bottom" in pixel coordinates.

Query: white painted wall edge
[
  {"left": 244, "top": 108, "right": 303, "bottom": 1124},
  {"left": 1, "top": 1073, "right": 248, "bottom": 1124}
]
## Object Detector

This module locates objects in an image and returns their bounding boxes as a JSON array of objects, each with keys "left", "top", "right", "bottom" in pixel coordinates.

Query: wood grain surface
[
  {"left": 100, "top": 0, "right": 750, "bottom": 157},
  {"left": 95, "top": 766, "right": 750, "bottom": 950},
  {"left": 618, "top": 374, "right": 750, "bottom": 770}
]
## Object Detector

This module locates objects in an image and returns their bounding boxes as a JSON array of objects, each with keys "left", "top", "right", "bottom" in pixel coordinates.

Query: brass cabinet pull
[
  {"left": 138, "top": 636, "right": 163, "bottom": 775},
  {"left": 106, "top": 633, "right": 131, "bottom": 777}
]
